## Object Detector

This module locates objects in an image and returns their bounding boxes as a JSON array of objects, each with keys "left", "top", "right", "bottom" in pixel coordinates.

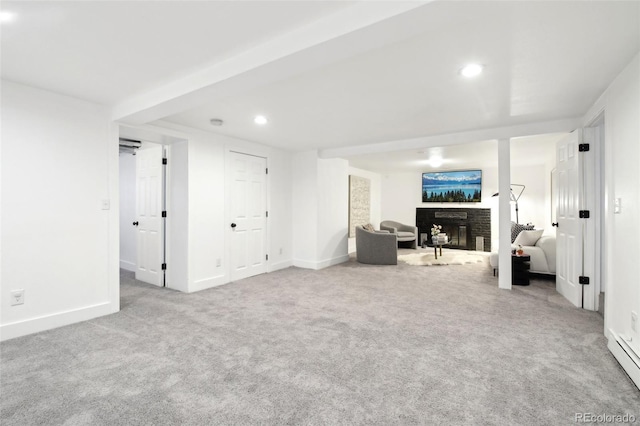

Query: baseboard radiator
[{"left": 608, "top": 330, "right": 640, "bottom": 390}]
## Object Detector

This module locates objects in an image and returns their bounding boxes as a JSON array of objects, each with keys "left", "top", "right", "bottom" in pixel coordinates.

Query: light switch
[
  {"left": 614, "top": 198, "right": 621, "bottom": 214},
  {"left": 101, "top": 199, "right": 111, "bottom": 210}
]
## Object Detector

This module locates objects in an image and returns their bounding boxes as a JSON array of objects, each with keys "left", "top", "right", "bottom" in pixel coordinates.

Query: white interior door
[
  {"left": 135, "top": 144, "right": 164, "bottom": 286},
  {"left": 556, "top": 130, "right": 587, "bottom": 308},
  {"left": 228, "top": 152, "right": 267, "bottom": 282}
]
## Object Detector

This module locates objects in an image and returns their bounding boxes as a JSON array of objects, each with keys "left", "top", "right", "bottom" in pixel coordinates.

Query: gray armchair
[
  {"left": 355, "top": 226, "right": 398, "bottom": 265},
  {"left": 380, "top": 220, "right": 418, "bottom": 249}
]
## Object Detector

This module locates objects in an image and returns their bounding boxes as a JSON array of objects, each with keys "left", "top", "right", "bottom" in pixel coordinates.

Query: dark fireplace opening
[{"left": 441, "top": 224, "right": 467, "bottom": 247}]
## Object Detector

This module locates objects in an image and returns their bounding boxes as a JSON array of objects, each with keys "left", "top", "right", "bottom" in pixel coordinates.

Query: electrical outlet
[
  {"left": 632, "top": 311, "right": 638, "bottom": 332},
  {"left": 216, "top": 258, "right": 221, "bottom": 267},
  {"left": 614, "top": 198, "right": 622, "bottom": 214},
  {"left": 101, "top": 199, "right": 110, "bottom": 210},
  {"left": 10, "top": 290, "right": 24, "bottom": 306},
  {"left": 279, "top": 248, "right": 283, "bottom": 255}
]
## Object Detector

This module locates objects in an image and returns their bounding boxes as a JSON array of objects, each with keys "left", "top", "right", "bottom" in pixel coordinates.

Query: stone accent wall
[{"left": 416, "top": 208, "right": 491, "bottom": 252}]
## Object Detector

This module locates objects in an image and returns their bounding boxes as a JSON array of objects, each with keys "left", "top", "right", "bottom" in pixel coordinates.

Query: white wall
[
  {"left": 187, "top": 136, "right": 226, "bottom": 292},
  {"left": 381, "top": 167, "right": 500, "bottom": 250},
  {"left": 347, "top": 166, "right": 381, "bottom": 253},
  {"left": 150, "top": 121, "right": 293, "bottom": 291},
  {"left": 267, "top": 148, "right": 293, "bottom": 271},
  {"left": 119, "top": 153, "right": 137, "bottom": 271},
  {"left": 167, "top": 141, "right": 189, "bottom": 293},
  {"left": 292, "top": 151, "right": 319, "bottom": 266},
  {"left": 380, "top": 160, "right": 554, "bottom": 251},
  {"left": 380, "top": 172, "right": 422, "bottom": 226},
  {"left": 292, "top": 151, "right": 349, "bottom": 269},
  {"left": 1, "top": 81, "right": 119, "bottom": 341},
  {"left": 214, "top": 132, "right": 294, "bottom": 274},
  {"left": 511, "top": 164, "right": 552, "bottom": 232},
  {"left": 595, "top": 54, "right": 640, "bottom": 361},
  {"left": 381, "top": 167, "right": 498, "bottom": 223},
  {"left": 317, "top": 158, "right": 349, "bottom": 265}
]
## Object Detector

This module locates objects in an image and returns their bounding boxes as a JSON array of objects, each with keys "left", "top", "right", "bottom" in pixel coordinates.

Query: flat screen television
[{"left": 422, "top": 170, "right": 482, "bottom": 202}]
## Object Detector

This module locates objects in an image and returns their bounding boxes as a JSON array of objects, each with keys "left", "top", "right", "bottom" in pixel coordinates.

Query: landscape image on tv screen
[{"left": 422, "top": 170, "right": 482, "bottom": 202}]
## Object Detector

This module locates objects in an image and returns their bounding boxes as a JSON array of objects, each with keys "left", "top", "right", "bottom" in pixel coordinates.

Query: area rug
[{"left": 398, "top": 250, "right": 487, "bottom": 266}]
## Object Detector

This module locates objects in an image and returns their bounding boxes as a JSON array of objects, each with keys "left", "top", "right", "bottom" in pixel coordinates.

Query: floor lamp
[{"left": 492, "top": 184, "right": 526, "bottom": 224}]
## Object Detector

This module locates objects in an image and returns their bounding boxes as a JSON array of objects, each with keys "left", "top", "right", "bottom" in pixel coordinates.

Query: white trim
[
  {"left": 581, "top": 127, "right": 598, "bottom": 311},
  {"left": 164, "top": 143, "right": 172, "bottom": 288},
  {"left": 608, "top": 330, "right": 640, "bottom": 390},
  {"left": 583, "top": 91, "right": 607, "bottom": 128},
  {"left": 0, "top": 302, "right": 115, "bottom": 342},
  {"left": 117, "top": 124, "right": 186, "bottom": 291},
  {"left": 292, "top": 259, "right": 320, "bottom": 269},
  {"left": 119, "top": 260, "right": 136, "bottom": 272},
  {"left": 189, "top": 275, "right": 228, "bottom": 293},
  {"left": 582, "top": 118, "right": 605, "bottom": 312},
  {"left": 107, "top": 122, "right": 121, "bottom": 315},
  {"left": 293, "top": 254, "right": 349, "bottom": 270},
  {"left": 268, "top": 260, "right": 293, "bottom": 272},
  {"left": 317, "top": 254, "right": 350, "bottom": 269}
]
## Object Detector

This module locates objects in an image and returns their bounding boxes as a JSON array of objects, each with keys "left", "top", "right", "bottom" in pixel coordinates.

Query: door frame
[
  {"left": 584, "top": 112, "right": 605, "bottom": 312},
  {"left": 225, "top": 149, "right": 270, "bottom": 282},
  {"left": 118, "top": 124, "right": 183, "bottom": 290}
]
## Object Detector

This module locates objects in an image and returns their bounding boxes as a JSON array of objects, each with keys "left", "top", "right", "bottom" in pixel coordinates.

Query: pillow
[
  {"left": 511, "top": 222, "right": 535, "bottom": 242},
  {"left": 513, "top": 229, "right": 544, "bottom": 247},
  {"left": 363, "top": 223, "right": 375, "bottom": 232}
]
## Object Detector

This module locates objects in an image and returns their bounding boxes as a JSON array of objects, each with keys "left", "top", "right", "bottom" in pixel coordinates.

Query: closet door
[
  {"left": 135, "top": 145, "right": 164, "bottom": 287},
  {"left": 228, "top": 152, "right": 267, "bottom": 282}
]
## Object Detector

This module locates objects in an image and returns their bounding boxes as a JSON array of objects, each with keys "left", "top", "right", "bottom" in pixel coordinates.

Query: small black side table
[{"left": 512, "top": 254, "right": 531, "bottom": 286}]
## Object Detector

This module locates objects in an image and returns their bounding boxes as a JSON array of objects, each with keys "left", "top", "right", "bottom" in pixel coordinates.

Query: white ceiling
[
  {"left": 162, "top": 1, "right": 639, "bottom": 150},
  {"left": 0, "top": 1, "right": 355, "bottom": 105},
  {"left": 1, "top": 1, "right": 639, "bottom": 158}
]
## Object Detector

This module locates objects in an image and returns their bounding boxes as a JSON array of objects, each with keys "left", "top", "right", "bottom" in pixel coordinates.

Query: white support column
[{"left": 498, "top": 138, "right": 512, "bottom": 290}]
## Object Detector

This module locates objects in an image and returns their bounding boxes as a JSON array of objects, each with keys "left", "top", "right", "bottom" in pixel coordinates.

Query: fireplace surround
[{"left": 416, "top": 208, "right": 491, "bottom": 251}]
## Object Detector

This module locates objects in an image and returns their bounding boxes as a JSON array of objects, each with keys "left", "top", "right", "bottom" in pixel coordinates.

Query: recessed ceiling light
[
  {"left": 209, "top": 118, "right": 224, "bottom": 126},
  {"left": 254, "top": 115, "right": 268, "bottom": 125},
  {"left": 460, "top": 63, "right": 483, "bottom": 78},
  {"left": 429, "top": 157, "right": 444, "bottom": 168},
  {"left": 0, "top": 11, "right": 16, "bottom": 23}
]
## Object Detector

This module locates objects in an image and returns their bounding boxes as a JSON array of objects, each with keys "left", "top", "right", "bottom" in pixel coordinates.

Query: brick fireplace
[{"left": 416, "top": 208, "right": 491, "bottom": 252}]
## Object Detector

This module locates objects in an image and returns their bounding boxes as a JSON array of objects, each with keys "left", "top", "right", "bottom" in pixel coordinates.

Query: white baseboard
[
  {"left": 0, "top": 302, "right": 116, "bottom": 342},
  {"left": 608, "top": 330, "right": 640, "bottom": 389},
  {"left": 189, "top": 274, "right": 228, "bottom": 293},
  {"left": 293, "top": 254, "right": 349, "bottom": 270},
  {"left": 268, "top": 259, "right": 293, "bottom": 272},
  {"left": 292, "top": 259, "right": 318, "bottom": 269},
  {"left": 119, "top": 260, "right": 136, "bottom": 272},
  {"left": 316, "top": 254, "right": 350, "bottom": 269}
]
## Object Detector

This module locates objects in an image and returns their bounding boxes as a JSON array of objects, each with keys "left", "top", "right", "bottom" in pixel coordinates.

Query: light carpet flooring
[
  {"left": 398, "top": 248, "right": 486, "bottom": 266},
  {"left": 1, "top": 251, "right": 638, "bottom": 425}
]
